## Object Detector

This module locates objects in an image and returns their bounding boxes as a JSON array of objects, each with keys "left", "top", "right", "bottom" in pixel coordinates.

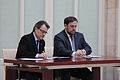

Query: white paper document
[
  {"left": 83, "top": 55, "right": 101, "bottom": 59},
  {"left": 47, "top": 57, "right": 70, "bottom": 60},
  {"left": 19, "top": 58, "right": 44, "bottom": 61},
  {"left": 19, "top": 57, "right": 70, "bottom": 61}
]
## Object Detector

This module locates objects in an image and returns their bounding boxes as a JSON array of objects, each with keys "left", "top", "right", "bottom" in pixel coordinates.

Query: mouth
[
  {"left": 71, "top": 31, "right": 75, "bottom": 34},
  {"left": 39, "top": 36, "right": 44, "bottom": 40}
]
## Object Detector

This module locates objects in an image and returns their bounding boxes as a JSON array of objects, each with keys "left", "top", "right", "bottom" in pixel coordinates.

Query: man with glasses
[
  {"left": 16, "top": 20, "right": 50, "bottom": 80},
  {"left": 53, "top": 16, "right": 92, "bottom": 80}
]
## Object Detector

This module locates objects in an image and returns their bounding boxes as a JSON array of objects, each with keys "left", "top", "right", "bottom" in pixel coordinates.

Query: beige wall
[{"left": 101, "top": 0, "right": 119, "bottom": 80}]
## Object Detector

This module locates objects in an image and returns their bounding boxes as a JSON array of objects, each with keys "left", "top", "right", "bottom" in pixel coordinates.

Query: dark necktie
[
  {"left": 70, "top": 35, "right": 75, "bottom": 51},
  {"left": 36, "top": 40, "right": 40, "bottom": 53}
]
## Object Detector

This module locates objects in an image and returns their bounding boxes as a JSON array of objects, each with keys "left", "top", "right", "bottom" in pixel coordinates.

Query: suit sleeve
[{"left": 80, "top": 33, "right": 92, "bottom": 55}]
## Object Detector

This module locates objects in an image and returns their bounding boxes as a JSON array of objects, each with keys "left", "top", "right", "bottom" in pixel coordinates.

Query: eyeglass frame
[{"left": 39, "top": 28, "right": 48, "bottom": 34}]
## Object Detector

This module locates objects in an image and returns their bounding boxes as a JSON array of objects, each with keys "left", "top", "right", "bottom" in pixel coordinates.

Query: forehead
[
  {"left": 40, "top": 24, "right": 48, "bottom": 29},
  {"left": 68, "top": 21, "right": 78, "bottom": 25}
]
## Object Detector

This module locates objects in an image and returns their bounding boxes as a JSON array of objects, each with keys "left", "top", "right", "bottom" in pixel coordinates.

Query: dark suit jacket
[
  {"left": 53, "top": 30, "right": 92, "bottom": 57},
  {"left": 16, "top": 32, "right": 45, "bottom": 59}
]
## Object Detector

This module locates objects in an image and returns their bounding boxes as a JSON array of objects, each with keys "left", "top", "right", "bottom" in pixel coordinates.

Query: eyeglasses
[{"left": 39, "top": 28, "right": 48, "bottom": 34}]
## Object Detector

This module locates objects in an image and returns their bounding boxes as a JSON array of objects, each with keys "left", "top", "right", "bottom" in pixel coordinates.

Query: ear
[
  {"left": 35, "top": 27, "right": 38, "bottom": 30},
  {"left": 64, "top": 24, "right": 67, "bottom": 28}
]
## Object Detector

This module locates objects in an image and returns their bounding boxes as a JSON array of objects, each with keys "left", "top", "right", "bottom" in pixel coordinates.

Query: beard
[
  {"left": 71, "top": 31, "right": 75, "bottom": 35},
  {"left": 67, "top": 30, "right": 75, "bottom": 35}
]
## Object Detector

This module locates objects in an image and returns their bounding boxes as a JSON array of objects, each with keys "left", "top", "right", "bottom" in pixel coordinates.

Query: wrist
[{"left": 72, "top": 52, "right": 76, "bottom": 57}]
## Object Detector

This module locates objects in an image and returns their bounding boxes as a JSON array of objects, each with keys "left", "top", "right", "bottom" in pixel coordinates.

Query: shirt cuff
[
  {"left": 35, "top": 53, "right": 39, "bottom": 58},
  {"left": 72, "top": 52, "right": 76, "bottom": 57}
]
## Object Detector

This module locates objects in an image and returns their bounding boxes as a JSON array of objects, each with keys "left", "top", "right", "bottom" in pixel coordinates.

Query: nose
[
  {"left": 73, "top": 27, "right": 76, "bottom": 30},
  {"left": 43, "top": 33, "right": 46, "bottom": 36}
]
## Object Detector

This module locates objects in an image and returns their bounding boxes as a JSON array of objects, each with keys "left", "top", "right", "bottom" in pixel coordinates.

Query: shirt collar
[
  {"left": 65, "top": 29, "right": 71, "bottom": 38},
  {"left": 33, "top": 32, "right": 38, "bottom": 41}
]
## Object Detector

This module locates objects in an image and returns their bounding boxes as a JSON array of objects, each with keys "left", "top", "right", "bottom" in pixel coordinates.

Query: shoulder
[
  {"left": 41, "top": 39, "right": 45, "bottom": 43},
  {"left": 55, "top": 30, "right": 66, "bottom": 38},
  {"left": 75, "top": 32, "right": 84, "bottom": 36},
  {"left": 20, "top": 33, "right": 33, "bottom": 41},
  {"left": 76, "top": 32, "right": 83, "bottom": 35},
  {"left": 75, "top": 32, "right": 85, "bottom": 39}
]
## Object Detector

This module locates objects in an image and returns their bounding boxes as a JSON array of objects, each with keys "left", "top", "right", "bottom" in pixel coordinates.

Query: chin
[
  {"left": 71, "top": 32, "right": 75, "bottom": 35},
  {"left": 40, "top": 37, "right": 44, "bottom": 40}
]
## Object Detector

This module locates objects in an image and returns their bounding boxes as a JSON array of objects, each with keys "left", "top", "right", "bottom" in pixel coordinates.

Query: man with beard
[{"left": 53, "top": 16, "right": 93, "bottom": 80}]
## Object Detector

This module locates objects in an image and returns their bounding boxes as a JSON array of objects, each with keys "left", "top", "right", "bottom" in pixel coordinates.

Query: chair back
[{"left": 3, "top": 49, "right": 17, "bottom": 59}]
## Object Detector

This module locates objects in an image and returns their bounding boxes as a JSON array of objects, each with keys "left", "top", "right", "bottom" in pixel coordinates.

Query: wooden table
[{"left": 4, "top": 56, "right": 120, "bottom": 80}]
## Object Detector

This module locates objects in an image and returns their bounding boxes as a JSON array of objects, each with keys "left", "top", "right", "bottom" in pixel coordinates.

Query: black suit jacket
[
  {"left": 53, "top": 30, "right": 92, "bottom": 57},
  {"left": 16, "top": 32, "right": 45, "bottom": 59}
]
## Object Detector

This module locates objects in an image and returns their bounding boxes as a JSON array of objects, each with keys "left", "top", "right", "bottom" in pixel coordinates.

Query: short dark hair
[
  {"left": 33, "top": 20, "right": 50, "bottom": 32},
  {"left": 64, "top": 16, "right": 78, "bottom": 25}
]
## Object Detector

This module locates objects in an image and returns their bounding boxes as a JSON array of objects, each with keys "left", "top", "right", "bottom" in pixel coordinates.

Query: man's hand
[
  {"left": 75, "top": 49, "right": 86, "bottom": 57},
  {"left": 38, "top": 53, "right": 48, "bottom": 59}
]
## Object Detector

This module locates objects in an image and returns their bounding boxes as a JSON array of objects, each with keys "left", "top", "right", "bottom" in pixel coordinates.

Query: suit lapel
[
  {"left": 74, "top": 33, "right": 79, "bottom": 51},
  {"left": 30, "top": 33, "right": 38, "bottom": 53},
  {"left": 63, "top": 30, "right": 72, "bottom": 50},
  {"left": 74, "top": 34, "right": 76, "bottom": 51}
]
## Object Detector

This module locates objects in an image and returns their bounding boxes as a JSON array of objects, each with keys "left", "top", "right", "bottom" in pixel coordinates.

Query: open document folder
[{"left": 19, "top": 55, "right": 101, "bottom": 61}]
